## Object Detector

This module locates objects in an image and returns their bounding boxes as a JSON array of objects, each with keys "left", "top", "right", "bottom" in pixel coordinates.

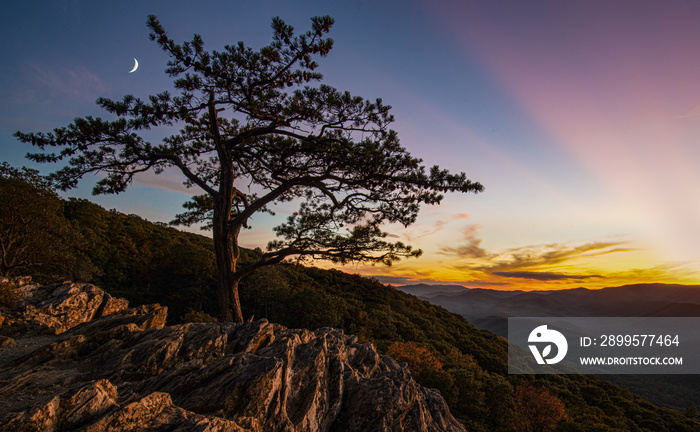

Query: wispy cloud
[
  {"left": 437, "top": 226, "right": 626, "bottom": 267},
  {"left": 432, "top": 213, "right": 471, "bottom": 233},
  {"left": 365, "top": 274, "right": 511, "bottom": 287},
  {"left": 476, "top": 241, "right": 630, "bottom": 273},
  {"left": 438, "top": 223, "right": 487, "bottom": 258},
  {"left": 132, "top": 169, "right": 196, "bottom": 196},
  {"left": 676, "top": 105, "right": 700, "bottom": 119},
  {"left": 340, "top": 234, "right": 692, "bottom": 289},
  {"left": 22, "top": 63, "right": 108, "bottom": 105},
  {"left": 83, "top": 169, "right": 195, "bottom": 198},
  {"left": 492, "top": 271, "right": 602, "bottom": 281},
  {"left": 404, "top": 213, "right": 471, "bottom": 242},
  {"left": 443, "top": 236, "right": 632, "bottom": 283}
]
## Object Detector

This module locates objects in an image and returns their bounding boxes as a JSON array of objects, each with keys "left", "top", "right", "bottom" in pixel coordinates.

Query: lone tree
[{"left": 16, "top": 15, "right": 483, "bottom": 322}]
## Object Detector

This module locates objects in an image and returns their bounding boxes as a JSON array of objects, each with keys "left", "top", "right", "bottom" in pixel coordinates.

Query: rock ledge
[{"left": 0, "top": 279, "right": 465, "bottom": 432}]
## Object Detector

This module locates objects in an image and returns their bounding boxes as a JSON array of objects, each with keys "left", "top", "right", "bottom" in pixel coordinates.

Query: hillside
[
  {"left": 398, "top": 284, "right": 700, "bottom": 329},
  {"left": 1, "top": 173, "right": 699, "bottom": 430},
  {"left": 398, "top": 283, "right": 700, "bottom": 410},
  {"left": 398, "top": 283, "right": 700, "bottom": 339}
]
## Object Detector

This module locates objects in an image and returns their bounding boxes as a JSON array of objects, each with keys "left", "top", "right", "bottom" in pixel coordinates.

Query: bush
[{"left": 181, "top": 309, "right": 218, "bottom": 323}]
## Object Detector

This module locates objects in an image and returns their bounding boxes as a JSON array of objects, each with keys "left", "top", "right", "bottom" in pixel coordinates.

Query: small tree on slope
[{"left": 16, "top": 15, "right": 483, "bottom": 322}]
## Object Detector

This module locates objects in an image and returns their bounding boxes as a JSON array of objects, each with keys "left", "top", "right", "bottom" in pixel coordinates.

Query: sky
[{"left": 2, "top": 0, "right": 700, "bottom": 290}]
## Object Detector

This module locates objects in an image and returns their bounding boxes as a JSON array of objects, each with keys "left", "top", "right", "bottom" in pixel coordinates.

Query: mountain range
[
  {"left": 397, "top": 282, "right": 700, "bottom": 410},
  {"left": 397, "top": 283, "right": 700, "bottom": 337}
]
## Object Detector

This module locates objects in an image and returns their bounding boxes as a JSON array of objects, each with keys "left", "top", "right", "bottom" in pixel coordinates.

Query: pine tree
[{"left": 16, "top": 15, "right": 483, "bottom": 322}]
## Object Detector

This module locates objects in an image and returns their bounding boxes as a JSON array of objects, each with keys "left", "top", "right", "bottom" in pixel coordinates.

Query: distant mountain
[
  {"left": 396, "top": 283, "right": 526, "bottom": 299},
  {"left": 398, "top": 283, "right": 700, "bottom": 338},
  {"left": 398, "top": 282, "right": 700, "bottom": 410},
  {"left": 393, "top": 283, "right": 470, "bottom": 297}
]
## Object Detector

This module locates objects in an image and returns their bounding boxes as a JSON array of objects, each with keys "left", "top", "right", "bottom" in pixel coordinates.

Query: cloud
[
  {"left": 132, "top": 169, "right": 197, "bottom": 196},
  {"left": 439, "top": 223, "right": 487, "bottom": 258},
  {"left": 458, "top": 280, "right": 512, "bottom": 287},
  {"left": 475, "top": 241, "right": 628, "bottom": 273},
  {"left": 434, "top": 213, "right": 471, "bottom": 230},
  {"left": 492, "top": 271, "right": 602, "bottom": 281},
  {"left": 445, "top": 239, "right": 634, "bottom": 285},
  {"left": 405, "top": 213, "right": 471, "bottom": 241},
  {"left": 370, "top": 274, "right": 510, "bottom": 287},
  {"left": 27, "top": 63, "right": 108, "bottom": 104},
  {"left": 676, "top": 105, "right": 700, "bottom": 119}
]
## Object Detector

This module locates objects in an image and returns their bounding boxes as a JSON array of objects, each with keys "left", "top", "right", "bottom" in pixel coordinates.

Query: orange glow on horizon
[{"left": 327, "top": 238, "right": 700, "bottom": 291}]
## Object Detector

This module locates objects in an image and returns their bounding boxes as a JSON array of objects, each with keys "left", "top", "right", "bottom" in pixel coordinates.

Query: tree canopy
[
  {"left": 0, "top": 163, "right": 82, "bottom": 279},
  {"left": 16, "top": 15, "right": 483, "bottom": 322}
]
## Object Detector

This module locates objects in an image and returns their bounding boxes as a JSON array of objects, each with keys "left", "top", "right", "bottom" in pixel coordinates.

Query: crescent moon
[{"left": 129, "top": 58, "right": 139, "bottom": 73}]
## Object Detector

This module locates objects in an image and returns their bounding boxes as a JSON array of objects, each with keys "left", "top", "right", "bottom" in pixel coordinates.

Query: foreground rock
[
  {"left": 0, "top": 277, "right": 129, "bottom": 336},
  {"left": 0, "top": 280, "right": 465, "bottom": 432}
]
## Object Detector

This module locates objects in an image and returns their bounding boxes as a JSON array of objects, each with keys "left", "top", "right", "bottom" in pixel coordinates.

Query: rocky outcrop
[
  {"left": 0, "top": 280, "right": 465, "bottom": 432},
  {"left": 1, "top": 278, "right": 130, "bottom": 336}
]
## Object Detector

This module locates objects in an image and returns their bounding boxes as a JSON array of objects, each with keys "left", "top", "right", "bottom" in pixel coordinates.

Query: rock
[
  {"left": 6, "top": 380, "right": 248, "bottom": 432},
  {"left": 19, "top": 282, "right": 130, "bottom": 334},
  {"left": 1, "top": 280, "right": 130, "bottom": 338},
  {"left": 3, "top": 379, "right": 119, "bottom": 432},
  {"left": 0, "top": 281, "right": 465, "bottom": 432}
]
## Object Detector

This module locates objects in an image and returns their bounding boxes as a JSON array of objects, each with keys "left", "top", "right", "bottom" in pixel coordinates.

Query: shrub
[{"left": 181, "top": 309, "right": 218, "bottom": 323}]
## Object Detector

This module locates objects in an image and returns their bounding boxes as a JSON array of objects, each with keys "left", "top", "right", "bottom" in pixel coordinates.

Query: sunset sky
[{"left": 2, "top": 1, "right": 699, "bottom": 290}]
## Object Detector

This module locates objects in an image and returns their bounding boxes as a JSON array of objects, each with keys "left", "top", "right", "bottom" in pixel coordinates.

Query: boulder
[
  {"left": 19, "top": 281, "right": 130, "bottom": 334},
  {"left": 1, "top": 279, "right": 129, "bottom": 337}
]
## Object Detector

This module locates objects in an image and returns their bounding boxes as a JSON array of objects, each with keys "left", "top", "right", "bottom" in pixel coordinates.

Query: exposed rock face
[
  {"left": 1, "top": 278, "right": 130, "bottom": 336},
  {"left": 0, "top": 280, "right": 465, "bottom": 432}
]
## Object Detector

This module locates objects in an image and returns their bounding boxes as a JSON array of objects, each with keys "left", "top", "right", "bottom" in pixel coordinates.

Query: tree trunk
[
  {"left": 215, "top": 268, "right": 243, "bottom": 323},
  {"left": 212, "top": 199, "right": 244, "bottom": 323},
  {"left": 213, "top": 237, "right": 244, "bottom": 323},
  {"left": 208, "top": 92, "right": 243, "bottom": 323}
]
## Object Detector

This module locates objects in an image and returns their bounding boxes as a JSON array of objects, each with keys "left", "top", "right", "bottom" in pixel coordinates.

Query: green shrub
[{"left": 181, "top": 309, "right": 218, "bottom": 323}]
